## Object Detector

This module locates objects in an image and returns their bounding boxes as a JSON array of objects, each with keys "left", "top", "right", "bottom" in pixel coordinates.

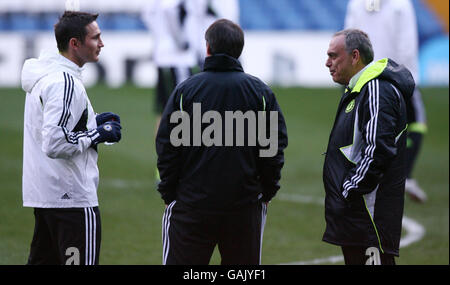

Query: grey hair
[{"left": 334, "top": 29, "right": 374, "bottom": 65}]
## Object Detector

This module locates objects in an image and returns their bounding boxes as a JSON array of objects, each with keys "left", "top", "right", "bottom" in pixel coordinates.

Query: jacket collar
[
  {"left": 56, "top": 52, "right": 84, "bottom": 80},
  {"left": 347, "top": 58, "right": 388, "bottom": 93},
  {"left": 348, "top": 61, "right": 373, "bottom": 91},
  {"left": 203, "top": 54, "right": 244, "bottom": 72}
]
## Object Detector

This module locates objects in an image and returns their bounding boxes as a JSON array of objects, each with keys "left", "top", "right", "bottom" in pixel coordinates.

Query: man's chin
[
  {"left": 332, "top": 77, "right": 346, "bottom": 86},
  {"left": 331, "top": 76, "right": 340, "bottom": 84},
  {"left": 89, "top": 56, "right": 100, "bottom": 63}
]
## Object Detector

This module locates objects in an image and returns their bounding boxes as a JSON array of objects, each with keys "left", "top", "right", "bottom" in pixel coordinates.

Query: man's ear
[
  {"left": 206, "top": 42, "right": 211, "bottom": 56},
  {"left": 68, "top": 38, "right": 80, "bottom": 50},
  {"left": 351, "top": 49, "right": 361, "bottom": 66}
]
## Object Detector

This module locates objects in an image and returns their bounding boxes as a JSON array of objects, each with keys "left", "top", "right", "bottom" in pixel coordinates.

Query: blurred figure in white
[
  {"left": 141, "top": 0, "right": 197, "bottom": 182},
  {"left": 184, "top": 0, "right": 215, "bottom": 68},
  {"left": 184, "top": 0, "right": 240, "bottom": 68},
  {"left": 141, "top": 0, "right": 201, "bottom": 122},
  {"left": 345, "top": 0, "right": 428, "bottom": 203},
  {"left": 141, "top": 0, "right": 239, "bottom": 182},
  {"left": 141, "top": 0, "right": 197, "bottom": 119}
]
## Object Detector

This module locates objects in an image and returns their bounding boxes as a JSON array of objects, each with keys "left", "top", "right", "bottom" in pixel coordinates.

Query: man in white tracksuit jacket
[{"left": 21, "top": 11, "right": 122, "bottom": 265}]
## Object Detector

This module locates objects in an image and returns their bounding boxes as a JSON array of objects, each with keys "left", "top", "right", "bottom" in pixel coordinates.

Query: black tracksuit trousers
[{"left": 162, "top": 201, "right": 268, "bottom": 265}]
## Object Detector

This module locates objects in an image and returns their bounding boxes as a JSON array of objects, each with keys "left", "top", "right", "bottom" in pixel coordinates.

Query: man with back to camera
[
  {"left": 21, "top": 11, "right": 122, "bottom": 265},
  {"left": 323, "top": 29, "right": 414, "bottom": 265},
  {"left": 156, "top": 19, "right": 288, "bottom": 265}
]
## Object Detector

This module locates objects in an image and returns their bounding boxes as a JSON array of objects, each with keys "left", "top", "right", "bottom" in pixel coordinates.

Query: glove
[
  {"left": 91, "top": 121, "right": 122, "bottom": 146},
  {"left": 96, "top": 112, "right": 120, "bottom": 126}
]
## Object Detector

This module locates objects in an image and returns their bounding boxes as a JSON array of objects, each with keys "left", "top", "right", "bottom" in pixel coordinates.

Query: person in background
[
  {"left": 141, "top": 0, "right": 197, "bottom": 182},
  {"left": 184, "top": 0, "right": 240, "bottom": 69}
]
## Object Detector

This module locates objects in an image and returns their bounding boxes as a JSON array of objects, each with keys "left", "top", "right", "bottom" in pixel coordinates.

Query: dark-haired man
[
  {"left": 156, "top": 19, "right": 287, "bottom": 264},
  {"left": 323, "top": 29, "right": 413, "bottom": 265},
  {"left": 21, "top": 11, "right": 122, "bottom": 265}
]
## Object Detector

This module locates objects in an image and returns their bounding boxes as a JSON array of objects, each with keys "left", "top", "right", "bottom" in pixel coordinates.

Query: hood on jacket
[
  {"left": 21, "top": 50, "right": 83, "bottom": 94},
  {"left": 352, "top": 58, "right": 415, "bottom": 102}
]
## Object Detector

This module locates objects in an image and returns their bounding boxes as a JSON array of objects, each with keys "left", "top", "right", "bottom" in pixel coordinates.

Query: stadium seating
[
  {"left": 0, "top": 0, "right": 445, "bottom": 46},
  {"left": 411, "top": 0, "right": 445, "bottom": 44},
  {"left": 238, "top": 0, "right": 444, "bottom": 45},
  {"left": 8, "top": 12, "right": 40, "bottom": 30}
]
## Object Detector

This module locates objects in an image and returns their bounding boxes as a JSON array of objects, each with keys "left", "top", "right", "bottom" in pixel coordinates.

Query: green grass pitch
[{"left": 0, "top": 85, "right": 448, "bottom": 265}]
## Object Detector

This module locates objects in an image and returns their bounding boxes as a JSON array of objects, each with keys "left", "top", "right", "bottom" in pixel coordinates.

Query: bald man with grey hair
[{"left": 323, "top": 28, "right": 414, "bottom": 265}]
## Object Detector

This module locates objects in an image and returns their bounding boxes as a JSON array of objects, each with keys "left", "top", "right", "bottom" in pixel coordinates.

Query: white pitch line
[
  {"left": 102, "top": 178, "right": 152, "bottom": 189},
  {"left": 276, "top": 193, "right": 425, "bottom": 265},
  {"left": 277, "top": 193, "right": 324, "bottom": 206},
  {"left": 105, "top": 181, "right": 426, "bottom": 264},
  {"left": 400, "top": 216, "right": 425, "bottom": 248}
]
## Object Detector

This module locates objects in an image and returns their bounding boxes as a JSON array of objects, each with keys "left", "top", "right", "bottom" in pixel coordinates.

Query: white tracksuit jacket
[
  {"left": 21, "top": 50, "right": 100, "bottom": 208},
  {"left": 344, "top": 0, "right": 419, "bottom": 82}
]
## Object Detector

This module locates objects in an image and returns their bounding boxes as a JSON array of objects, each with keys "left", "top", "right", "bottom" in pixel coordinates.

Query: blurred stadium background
[{"left": 0, "top": 0, "right": 448, "bottom": 265}]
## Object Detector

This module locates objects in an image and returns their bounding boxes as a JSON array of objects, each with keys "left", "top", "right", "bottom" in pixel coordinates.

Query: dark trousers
[
  {"left": 162, "top": 201, "right": 268, "bottom": 265},
  {"left": 341, "top": 246, "right": 396, "bottom": 265},
  {"left": 406, "top": 132, "right": 423, "bottom": 178},
  {"left": 155, "top": 67, "right": 193, "bottom": 113},
  {"left": 27, "top": 207, "right": 101, "bottom": 265}
]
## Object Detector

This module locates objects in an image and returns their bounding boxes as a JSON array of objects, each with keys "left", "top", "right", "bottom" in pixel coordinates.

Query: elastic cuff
[{"left": 342, "top": 189, "right": 349, "bottom": 199}]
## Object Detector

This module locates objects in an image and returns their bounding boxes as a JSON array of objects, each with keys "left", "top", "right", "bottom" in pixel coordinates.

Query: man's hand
[
  {"left": 91, "top": 121, "right": 122, "bottom": 146},
  {"left": 96, "top": 112, "right": 120, "bottom": 126}
]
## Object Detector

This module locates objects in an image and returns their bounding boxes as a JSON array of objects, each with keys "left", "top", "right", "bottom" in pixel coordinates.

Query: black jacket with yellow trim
[{"left": 322, "top": 58, "right": 414, "bottom": 256}]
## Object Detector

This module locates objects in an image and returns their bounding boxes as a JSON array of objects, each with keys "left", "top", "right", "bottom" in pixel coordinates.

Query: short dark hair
[
  {"left": 205, "top": 19, "right": 244, "bottom": 59},
  {"left": 334, "top": 29, "right": 374, "bottom": 65},
  {"left": 54, "top": 11, "right": 99, "bottom": 52}
]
